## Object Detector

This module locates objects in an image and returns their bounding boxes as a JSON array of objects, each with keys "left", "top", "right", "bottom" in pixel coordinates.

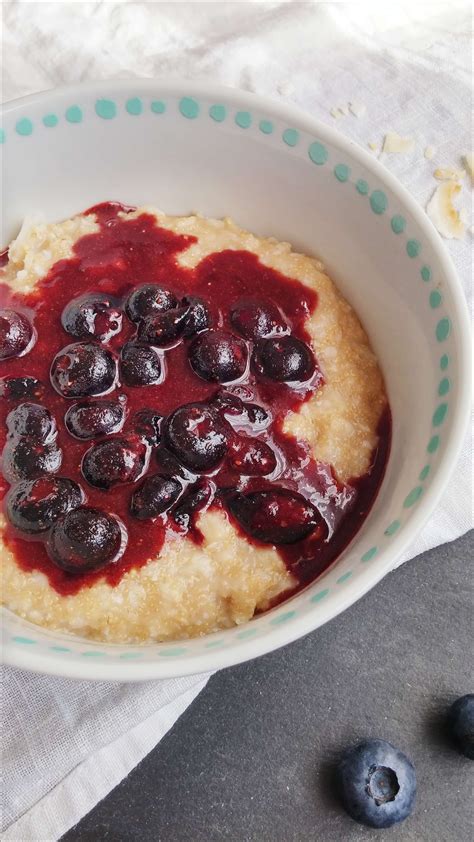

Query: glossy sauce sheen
[{"left": 0, "top": 204, "right": 391, "bottom": 598}]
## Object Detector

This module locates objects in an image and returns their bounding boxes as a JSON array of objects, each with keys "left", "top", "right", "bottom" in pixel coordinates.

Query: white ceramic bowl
[{"left": 1, "top": 80, "right": 470, "bottom": 681}]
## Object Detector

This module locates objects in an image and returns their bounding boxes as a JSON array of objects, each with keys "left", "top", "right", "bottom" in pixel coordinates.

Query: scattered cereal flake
[
  {"left": 463, "top": 153, "right": 473, "bottom": 182},
  {"left": 278, "top": 81, "right": 295, "bottom": 96},
  {"left": 426, "top": 181, "right": 467, "bottom": 240},
  {"left": 368, "top": 141, "right": 378, "bottom": 151},
  {"left": 330, "top": 107, "right": 341, "bottom": 119},
  {"left": 349, "top": 101, "right": 366, "bottom": 118},
  {"left": 434, "top": 167, "right": 465, "bottom": 181},
  {"left": 470, "top": 224, "right": 474, "bottom": 236},
  {"left": 424, "top": 145, "right": 436, "bottom": 160},
  {"left": 383, "top": 132, "right": 415, "bottom": 154}
]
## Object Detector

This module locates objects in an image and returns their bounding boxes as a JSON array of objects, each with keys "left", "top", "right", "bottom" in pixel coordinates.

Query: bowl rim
[{"left": 1, "top": 79, "right": 471, "bottom": 681}]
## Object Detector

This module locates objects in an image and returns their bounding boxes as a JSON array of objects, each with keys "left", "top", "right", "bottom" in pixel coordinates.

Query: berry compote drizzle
[{"left": 0, "top": 203, "right": 391, "bottom": 599}]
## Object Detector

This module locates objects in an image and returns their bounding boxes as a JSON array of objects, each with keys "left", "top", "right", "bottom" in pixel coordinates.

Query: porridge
[{"left": 0, "top": 203, "right": 390, "bottom": 642}]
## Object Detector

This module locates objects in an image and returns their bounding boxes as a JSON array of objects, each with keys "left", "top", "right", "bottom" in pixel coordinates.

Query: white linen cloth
[{"left": 1, "top": 2, "right": 472, "bottom": 840}]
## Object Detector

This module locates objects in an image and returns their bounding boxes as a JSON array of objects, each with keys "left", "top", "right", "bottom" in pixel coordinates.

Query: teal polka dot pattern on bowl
[
  {"left": 2, "top": 91, "right": 459, "bottom": 663},
  {"left": 151, "top": 100, "right": 166, "bottom": 114},
  {"left": 440, "top": 353, "right": 449, "bottom": 370},
  {"left": 370, "top": 190, "right": 388, "bottom": 214},
  {"left": 308, "top": 141, "right": 328, "bottom": 165},
  {"left": 235, "top": 111, "right": 252, "bottom": 129},
  {"left": 95, "top": 99, "right": 116, "bottom": 119},
  {"left": 432, "top": 403, "right": 448, "bottom": 426},
  {"left": 361, "top": 547, "right": 378, "bottom": 563},
  {"left": 436, "top": 318, "right": 451, "bottom": 342},
  {"left": 179, "top": 97, "right": 199, "bottom": 119},
  {"left": 16, "top": 118, "right": 33, "bottom": 136},
  {"left": 65, "top": 105, "right": 82, "bottom": 123},
  {"left": 282, "top": 128, "right": 299, "bottom": 146},
  {"left": 430, "top": 290, "right": 442, "bottom": 309},
  {"left": 356, "top": 179, "right": 369, "bottom": 195},
  {"left": 438, "top": 377, "right": 450, "bottom": 397},
  {"left": 403, "top": 486, "right": 423, "bottom": 508},
  {"left": 391, "top": 214, "right": 406, "bottom": 234},
  {"left": 427, "top": 435, "right": 440, "bottom": 453},
  {"left": 334, "top": 163, "right": 350, "bottom": 182},
  {"left": 259, "top": 119, "right": 273, "bottom": 134},
  {"left": 126, "top": 97, "right": 143, "bottom": 116},
  {"left": 407, "top": 238, "right": 421, "bottom": 258},
  {"left": 209, "top": 104, "right": 226, "bottom": 122},
  {"left": 43, "top": 114, "right": 58, "bottom": 128},
  {"left": 385, "top": 520, "right": 401, "bottom": 536},
  {"left": 270, "top": 610, "right": 296, "bottom": 625},
  {"left": 310, "top": 588, "right": 329, "bottom": 603}
]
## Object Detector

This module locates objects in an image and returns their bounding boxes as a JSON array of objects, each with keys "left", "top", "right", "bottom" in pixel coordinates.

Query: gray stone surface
[{"left": 63, "top": 532, "right": 473, "bottom": 842}]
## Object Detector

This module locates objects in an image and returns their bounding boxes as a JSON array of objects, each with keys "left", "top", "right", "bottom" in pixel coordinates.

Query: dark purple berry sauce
[{"left": 0, "top": 202, "right": 390, "bottom": 599}]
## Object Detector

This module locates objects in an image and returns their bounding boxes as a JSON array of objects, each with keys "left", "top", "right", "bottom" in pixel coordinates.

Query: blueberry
[
  {"left": 338, "top": 739, "right": 416, "bottom": 828},
  {"left": 447, "top": 695, "right": 474, "bottom": 759},
  {"left": 82, "top": 435, "right": 149, "bottom": 489},
  {"left": 0, "top": 376, "right": 43, "bottom": 401},
  {"left": 137, "top": 307, "right": 189, "bottom": 349},
  {"left": 50, "top": 342, "right": 117, "bottom": 398},
  {"left": 6, "top": 403, "right": 56, "bottom": 442},
  {"left": 165, "top": 403, "right": 228, "bottom": 472},
  {"left": 2, "top": 438, "right": 62, "bottom": 482},
  {"left": 189, "top": 330, "right": 248, "bottom": 384},
  {"left": 125, "top": 284, "right": 178, "bottom": 322},
  {"left": 252, "top": 336, "right": 316, "bottom": 383},
  {"left": 6, "top": 477, "right": 84, "bottom": 534},
  {"left": 228, "top": 437, "right": 277, "bottom": 476},
  {"left": 229, "top": 488, "right": 320, "bottom": 544},
  {"left": 120, "top": 342, "right": 163, "bottom": 386},
  {"left": 64, "top": 400, "right": 125, "bottom": 440},
  {"left": 210, "top": 390, "right": 244, "bottom": 415},
  {"left": 47, "top": 506, "right": 126, "bottom": 572},
  {"left": 243, "top": 403, "right": 270, "bottom": 429},
  {"left": 230, "top": 298, "right": 288, "bottom": 339},
  {"left": 172, "top": 479, "right": 214, "bottom": 530},
  {"left": 133, "top": 409, "right": 163, "bottom": 446},
  {"left": 181, "top": 296, "right": 211, "bottom": 337},
  {"left": 0, "top": 309, "right": 36, "bottom": 359},
  {"left": 61, "top": 293, "right": 122, "bottom": 342},
  {"left": 131, "top": 474, "right": 182, "bottom": 520}
]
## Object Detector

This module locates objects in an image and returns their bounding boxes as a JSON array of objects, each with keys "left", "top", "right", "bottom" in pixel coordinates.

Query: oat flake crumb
[
  {"left": 434, "top": 167, "right": 465, "bottom": 182},
  {"left": 463, "top": 153, "right": 473, "bottom": 182},
  {"left": 383, "top": 132, "right": 415, "bottom": 155},
  {"left": 426, "top": 181, "right": 467, "bottom": 240},
  {"left": 424, "top": 145, "right": 436, "bottom": 160}
]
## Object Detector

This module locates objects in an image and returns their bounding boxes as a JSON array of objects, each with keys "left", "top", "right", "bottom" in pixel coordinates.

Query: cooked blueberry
[
  {"left": 137, "top": 307, "right": 188, "bottom": 348},
  {"left": 0, "top": 376, "right": 43, "bottom": 401},
  {"left": 172, "top": 480, "right": 214, "bottom": 530},
  {"left": 229, "top": 488, "right": 320, "bottom": 544},
  {"left": 230, "top": 298, "right": 288, "bottom": 339},
  {"left": 47, "top": 506, "right": 126, "bottom": 572},
  {"left": 447, "top": 695, "right": 474, "bottom": 759},
  {"left": 338, "top": 739, "right": 416, "bottom": 828},
  {"left": 2, "top": 438, "right": 62, "bottom": 482},
  {"left": 210, "top": 390, "right": 244, "bottom": 415},
  {"left": 133, "top": 409, "right": 163, "bottom": 446},
  {"left": 6, "top": 477, "right": 84, "bottom": 534},
  {"left": 181, "top": 296, "right": 211, "bottom": 337},
  {"left": 0, "top": 309, "right": 35, "bottom": 359},
  {"left": 120, "top": 342, "right": 163, "bottom": 386},
  {"left": 228, "top": 437, "right": 277, "bottom": 476},
  {"left": 61, "top": 293, "right": 122, "bottom": 342},
  {"left": 82, "top": 435, "right": 149, "bottom": 489},
  {"left": 125, "top": 284, "right": 178, "bottom": 322},
  {"left": 243, "top": 403, "right": 270, "bottom": 429},
  {"left": 165, "top": 403, "right": 228, "bottom": 472},
  {"left": 252, "top": 336, "right": 315, "bottom": 382},
  {"left": 155, "top": 446, "right": 191, "bottom": 480},
  {"left": 131, "top": 474, "right": 182, "bottom": 520},
  {"left": 65, "top": 399, "right": 125, "bottom": 440},
  {"left": 189, "top": 330, "right": 248, "bottom": 383},
  {"left": 6, "top": 403, "right": 56, "bottom": 442},
  {"left": 50, "top": 342, "right": 117, "bottom": 398}
]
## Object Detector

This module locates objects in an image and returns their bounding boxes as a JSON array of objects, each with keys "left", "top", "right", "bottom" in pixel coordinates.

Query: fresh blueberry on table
[
  {"left": 337, "top": 738, "right": 416, "bottom": 828},
  {"left": 447, "top": 694, "right": 474, "bottom": 759}
]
